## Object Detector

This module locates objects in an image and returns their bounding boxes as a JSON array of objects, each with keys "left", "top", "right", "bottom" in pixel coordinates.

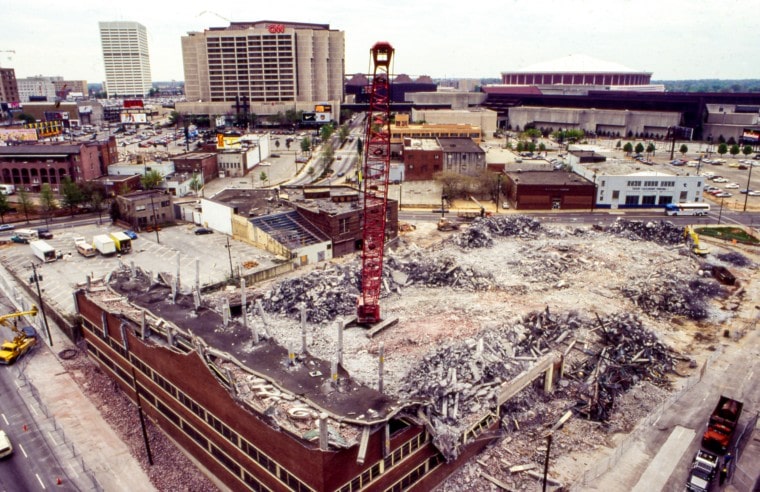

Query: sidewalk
[{"left": 0, "top": 265, "right": 155, "bottom": 492}]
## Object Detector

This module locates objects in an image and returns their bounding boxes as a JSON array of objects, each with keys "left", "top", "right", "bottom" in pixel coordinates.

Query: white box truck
[
  {"left": 109, "top": 232, "right": 132, "bottom": 253},
  {"left": 30, "top": 240, "right": 56, "bottom": 262},
  {"left": 92, "top": 234, "right": 117, "bottom": 256}
]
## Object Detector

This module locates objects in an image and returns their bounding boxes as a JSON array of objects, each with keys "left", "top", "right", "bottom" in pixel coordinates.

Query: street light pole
[
  {"left": 743, "top": 163, "right": 753, "bottom": 212},
  {"left": 496, "top": 174, "right": 502, "bottom": 212},
  {"left": 719, "top": 197, "right": 725, "bottom": 224},
  {"left": 30, "top": 263, "right": 53, "bottom": 346},
  {"left": 225, "top": 236, "right": 234, "bottom": 279}
]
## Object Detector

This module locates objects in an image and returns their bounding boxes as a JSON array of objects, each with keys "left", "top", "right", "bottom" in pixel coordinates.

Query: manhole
[{"left": 58, "top": 348, "right": 79, "bottom": 360}]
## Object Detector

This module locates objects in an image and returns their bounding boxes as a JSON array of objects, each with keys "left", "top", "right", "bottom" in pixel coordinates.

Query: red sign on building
[
  {"left": 267, "top": 24, "right": 285, "bottom": 34},
  {"left": 123, "top": 99, "right": 144, "bottom": 109}
]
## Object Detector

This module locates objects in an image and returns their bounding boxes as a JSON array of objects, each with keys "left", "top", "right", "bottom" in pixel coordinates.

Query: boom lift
[
  {"left": 357, "top": 42, "right": 394, "bottom": 326},
  {"left": 0, "top": 306, "right": 39, "bottom": 365}
]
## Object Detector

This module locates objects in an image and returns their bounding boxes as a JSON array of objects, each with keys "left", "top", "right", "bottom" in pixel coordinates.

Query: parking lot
[{"left": 0, "top": 223, "right": 282, "bottom": 317}]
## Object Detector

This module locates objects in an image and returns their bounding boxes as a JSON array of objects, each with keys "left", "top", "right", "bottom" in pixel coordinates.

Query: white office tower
[{"left": 99, "top": 21, "right": 153, "bottom": 97}]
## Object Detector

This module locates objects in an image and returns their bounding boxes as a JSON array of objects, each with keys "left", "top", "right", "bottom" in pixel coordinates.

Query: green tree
[
  {"left": 729, "top": 144, "right": 740, "bottom": 158},
  {"left": 743, "top": 145, "right": 753, "bottom": 157},
  {"left": 16, "top": 113, "right": 36, "bottom": 124},
  {"left": 646, "top": 142, "right": 656, "bottom": 156},
  {"left": 300, "top": 137, "right": 311, "bottom": 156},
  {"left": 339, "top": 124, "right": 350, "bottom": 142},
  {"left": 320, "top": 123, "right": 335, "bottom": 141},
  {"left": 259, "top": 171, "right": 268, "bottom": 188},
  {"left": 189, "top": 173, "right": 202, "bottom": 195},
  {"left": 634, "top": 142, "right": 645, "bottom": 154},
  {"left": 141, "top": 170, "right": 163, "bottom": 190},
  {"left": 623, "top": 142, "right": 634, "bottom": 154},
  {"left": 0, "top": 193, "right": 11, "bottom": 224},
  {"left": 679, "top": 144, "right": 688, "bottom": 156},
  {"left": 322, "top": 142, "right": 334, "bottom": 163},
  {"left": 616, "top": 140, "right": 622, "bottom": 149},
  {"left": 717, "top": 143, "right": 728, "bottom": 158},
  {"left": 39, "top": 183, "right": 58, "bottom": 227},
  {"left": 168, "top": 111, "right": 180, "bottom": 126},
  {"left": 90, "top": 191, "right": 106, "bottom": 225},
  {"left": 274, "top": 140, "right": 280, "bottom": 149},
  {"left": 60, "top": 177, "right": 84, "bottom": 216},
  {"left": 538, "top": 143, "right": 546, "bottom": 153},
  {"left": 17, "top": 189, "right": 34, "bottom": 223}
]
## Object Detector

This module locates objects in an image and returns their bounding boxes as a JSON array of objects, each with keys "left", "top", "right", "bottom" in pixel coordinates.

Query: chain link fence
[{"left": 569, "top": 347, "right": 724, "bottom": 490}]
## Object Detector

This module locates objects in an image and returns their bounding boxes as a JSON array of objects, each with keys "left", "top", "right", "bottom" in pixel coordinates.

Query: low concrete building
[
  {"left": 115, "top": 189, "right": 174, "bottom": 230},
  {"left": 439, "top": 138, "right": 487, "bottom": 177},
  {"left": 403, "top": 138, "right": 443, "bottom": 181},
  {"left": 508, "top": 106, "right": 680, "bottom": 139},
  {"left": 570, "top": 158, "right": 705, "bottom": 209}
]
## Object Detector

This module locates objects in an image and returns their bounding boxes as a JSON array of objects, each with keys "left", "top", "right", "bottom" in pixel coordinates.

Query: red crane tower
[{"left": 357, "top": 42, "right": 394, "bottom": 325}]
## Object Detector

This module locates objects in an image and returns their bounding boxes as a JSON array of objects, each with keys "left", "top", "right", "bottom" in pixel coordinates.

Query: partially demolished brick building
[{"left": 73, "top": 265, "right": 507, "bottom": 491}]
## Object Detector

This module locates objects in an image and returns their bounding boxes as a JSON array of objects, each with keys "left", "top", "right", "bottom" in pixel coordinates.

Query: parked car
[
  {"left": 749, "top": 191, "right": 760, "bottom": 196},
  {"left": 0, "top": 224, "right": 14, "bottom": 232},
  {"left": 36, "top": 229, "right": 53, "bottom": 239},
  {"left": 712, "top": 177, "right": 729, "bottom": 183},
  {"left": 194, "top": 228, "right": 213, "bottom": 235},
  {"left": 124, "top": 230, "right": 138, "bottom": 240},
  {"left": 713, "top": 192, "right": 732, "bottom": 198},
  {"left": 724, "top": 183, "right": 740, "bottom": 189}
]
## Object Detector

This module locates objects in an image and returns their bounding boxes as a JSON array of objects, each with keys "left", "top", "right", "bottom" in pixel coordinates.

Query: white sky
[{"left": 3, "top": 0, "right": 759, "bottom": 83}]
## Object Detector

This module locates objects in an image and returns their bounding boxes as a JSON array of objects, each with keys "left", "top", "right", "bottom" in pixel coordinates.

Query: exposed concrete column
[
  {"left": 544, "top": 363, "right": 554, "bottom": 393},
  {"left": 378, "top": 342, "right": 385, "bottom": 394},
  {"left": 331, "top": 360, "right": 338, "bottom": 385},
  {"left": 300, "top": 305, "right": 307, "bottom": 354},
  {"left": 319, "top": 413, "right": 329, "bottom": 451},
  {"left": 337, "top": 320, "right": 344, "bottom": 366},
  {"left": 240, "top": 279, "right": 247, "bottom": 330}
]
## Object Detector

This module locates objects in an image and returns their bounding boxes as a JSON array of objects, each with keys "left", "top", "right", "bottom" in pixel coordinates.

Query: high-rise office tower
[
  {"left": 181, "top": 21, "right": 344, "bottom": 104},
  {"left": 99, "top": 21, "right": 153, "bottom": 98}
]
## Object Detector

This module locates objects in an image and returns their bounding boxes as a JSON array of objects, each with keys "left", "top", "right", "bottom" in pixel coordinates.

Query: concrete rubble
[{"left": 176, "top": 214, "right": 755, "bottom": 490}]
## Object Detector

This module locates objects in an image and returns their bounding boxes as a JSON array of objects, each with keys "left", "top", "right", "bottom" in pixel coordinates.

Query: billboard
[
  {"left": 742, "top": 129, "right": 760, "bottom": 142},
  {"left": 0, "top": 129, "right": 39, "bottom": 143},
  {"left": 120, "top": 112, "right": 148, "bottom": 124},
  {"left": 124, "top": 99, "right": 144, "bottom": 108},
  {"left": 25, "top": 121, "right": 63, "bottom": 137},
  {"left": 216, "top": 133, "right": 242, "bottom": 149}
]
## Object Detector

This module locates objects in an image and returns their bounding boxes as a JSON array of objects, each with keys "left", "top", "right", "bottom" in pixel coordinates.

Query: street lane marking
[
  {"left": 1, "top": 414, "right": 7, "bottom": 425},
  {"left": 35, "top": 473, "right": 46, "bottom": 489},
  {"left": 19, "top": 443, "right": 28, "bottom": 458}
]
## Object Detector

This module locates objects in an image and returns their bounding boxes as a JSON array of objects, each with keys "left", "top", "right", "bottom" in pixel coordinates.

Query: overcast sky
[{"left": 4, "top": 0, "right": 759, "bottom": 84}]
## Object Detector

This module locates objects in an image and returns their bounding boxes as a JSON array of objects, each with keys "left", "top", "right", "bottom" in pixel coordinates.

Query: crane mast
[{"left": 357, "top": 42, "right": 394, "bottom": 325}]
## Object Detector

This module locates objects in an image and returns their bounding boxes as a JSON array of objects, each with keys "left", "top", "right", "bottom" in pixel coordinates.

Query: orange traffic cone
[
  {"left": 22, "top": 424, "right": 28, "bottom": 432},
  {"left": 57, "top": 477, "right": 62, "bottom": 485}
]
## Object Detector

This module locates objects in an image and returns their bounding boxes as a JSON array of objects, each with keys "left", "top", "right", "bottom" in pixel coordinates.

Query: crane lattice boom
[{"left": 357, "top": 42, "right": 394, "bottom": 325}]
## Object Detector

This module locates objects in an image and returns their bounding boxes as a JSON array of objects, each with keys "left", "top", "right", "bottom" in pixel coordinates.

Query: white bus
[{"left": 664, "top": 202, "right": 711, "bottom": 216}]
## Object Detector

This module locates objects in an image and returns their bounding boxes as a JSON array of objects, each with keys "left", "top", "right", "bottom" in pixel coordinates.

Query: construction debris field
[{"left": 245, "top": 215, "right": 759, "bottom": 490}]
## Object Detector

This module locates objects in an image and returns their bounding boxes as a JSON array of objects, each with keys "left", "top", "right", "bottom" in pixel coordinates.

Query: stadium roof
[{"left": 508, "top": 54, "right": 649, "bottom": 74}]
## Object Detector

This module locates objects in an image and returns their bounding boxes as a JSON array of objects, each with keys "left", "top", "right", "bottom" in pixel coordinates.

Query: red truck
[{"left": 701, "top": 396, "right": 743, "bottom": 454}]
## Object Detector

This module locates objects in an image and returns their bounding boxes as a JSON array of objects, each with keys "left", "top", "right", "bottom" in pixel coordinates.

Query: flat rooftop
[{"left": 506, "top": 170, "right": 591, "bottom": 185}]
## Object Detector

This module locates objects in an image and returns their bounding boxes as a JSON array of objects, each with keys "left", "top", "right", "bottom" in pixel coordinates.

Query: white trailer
[
  {"left": 92, "top": 234, "right": 117, "bottom": 256},
  {"left": 30, "top": 240, "right": 56, "bottom": 262}
]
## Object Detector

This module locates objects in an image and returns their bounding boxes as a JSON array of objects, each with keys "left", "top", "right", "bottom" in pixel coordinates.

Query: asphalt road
[{"left": 0, "top": 297, "right": 77, "bottom": 492}]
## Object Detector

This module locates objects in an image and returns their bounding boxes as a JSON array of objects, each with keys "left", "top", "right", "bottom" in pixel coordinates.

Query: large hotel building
[
  {"left": 98, "top": 21, "right": 153, "bottom": 98},
  {"left": 179, "top": 21, "right": 344, "bottom": 121}
]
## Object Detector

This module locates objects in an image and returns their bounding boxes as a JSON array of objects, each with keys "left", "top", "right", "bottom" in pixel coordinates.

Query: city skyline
[{"left": 4, "top": 0, "right": 760, "bottom": 84}]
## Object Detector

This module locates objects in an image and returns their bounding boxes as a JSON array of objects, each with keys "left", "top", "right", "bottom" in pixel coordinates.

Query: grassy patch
[{"left": 695, "top": 227, "right": 760, "bottom": 244}]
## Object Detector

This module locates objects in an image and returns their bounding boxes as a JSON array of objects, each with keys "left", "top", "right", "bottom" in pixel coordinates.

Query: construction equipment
[
  {"left": 469, "top": 196, "right": 492, "bottom": 217},
  {"left": 437, "top": 217, "right": 460, "bottom": 231},
  {"left": 357, "top": 42, "right": 394, "bottom": 325},
  {"left": 701, "top": 395, "right": 743, "bottom": 454},
  {"left": 685, "top": 226, "right": 709, "bottom": 255},
  {"left": 0, "top": 306, "right": 39, "bottom": 365}
]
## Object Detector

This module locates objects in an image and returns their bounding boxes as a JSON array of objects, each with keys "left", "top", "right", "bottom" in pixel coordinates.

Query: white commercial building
[
  {"left": 17, "top": 76, "right": 61, "bottom": 102},
  {"left": 99, "top": 21, "right": 153, "bottom": 98},
  {"left": 569, "top": 153, "right": 704, "bottom": 209}
]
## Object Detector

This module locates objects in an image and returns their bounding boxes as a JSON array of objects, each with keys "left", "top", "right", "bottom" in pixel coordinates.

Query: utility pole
[
  {"left": 30, "top": 263, "right": 52, "bottom": 346},
  {"left": 543, "top": 433, "right": 553, "bottom": 492},
  {"left": 149, "top": 192, "right": 160, "bottom": 243},
  {"left": 225, "top": 236, "right": 234, "bottom": 279},
  {"left": 743, "top": 163, "right": 754, "bottom": 212}
]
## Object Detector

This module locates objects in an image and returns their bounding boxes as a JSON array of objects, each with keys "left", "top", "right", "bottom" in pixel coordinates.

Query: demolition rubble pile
[
  {"left": 602, "top": 218, "right": 685, "bottom": 245},
  {"left": 621, "top": 275, "right": 726, "bottom": 321},
  {"left": 717, "top": 251, "right": 754, "bottom": 267},
  {"left": 451, "top": 215, "right": 542, "bottom": 249},
  {"left": 395, "top": 307, "right": 677, "bottom": 459},
  {"left": 260, "top": 252, "right": 495, "bottom": 323},
  {"left": 398, "top": 331, "right": 527, "bottom": 460}
]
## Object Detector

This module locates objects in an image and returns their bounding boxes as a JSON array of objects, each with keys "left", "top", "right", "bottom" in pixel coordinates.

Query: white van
[{"left": 0, "top": 429, "right": 13, "bottom": 458}]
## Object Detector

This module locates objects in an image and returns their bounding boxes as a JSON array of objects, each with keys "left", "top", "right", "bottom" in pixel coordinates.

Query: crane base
[{"left": 345, "top": 316, "right": 399, "bottom": 338}]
